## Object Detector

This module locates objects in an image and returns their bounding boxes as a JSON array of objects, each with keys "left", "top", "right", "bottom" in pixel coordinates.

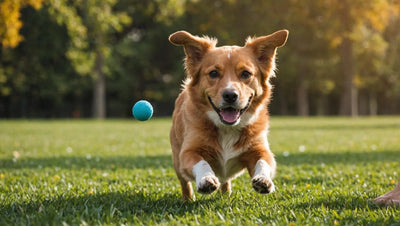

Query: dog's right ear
[
  {"left": 169, "top": 31, "right": 216, "bottom": 76},
  {"left": 169, "top": 31, "right": 215, "bottom": 62}
]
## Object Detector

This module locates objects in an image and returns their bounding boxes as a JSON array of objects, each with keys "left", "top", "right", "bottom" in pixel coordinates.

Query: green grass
[{"left": 0, "top": 117, "right": 399, "bottom": 225}]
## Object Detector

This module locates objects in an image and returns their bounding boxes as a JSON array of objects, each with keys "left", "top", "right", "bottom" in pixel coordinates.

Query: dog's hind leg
[
  {"left": 179, "top": 177, "right": 194, "bottom": 201},
  {"left": 220, "top": 180, "right": 232, "bottom": 195}
]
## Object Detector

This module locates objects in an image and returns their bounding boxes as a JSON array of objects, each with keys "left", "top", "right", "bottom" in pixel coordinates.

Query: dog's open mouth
[{"left": 208, "top": 96, "right": 252, "bottom": 125}]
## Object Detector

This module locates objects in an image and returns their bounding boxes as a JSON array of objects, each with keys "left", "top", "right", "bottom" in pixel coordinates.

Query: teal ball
[{"left": 132, "top": 100, "right": 153, "bottom": 121}]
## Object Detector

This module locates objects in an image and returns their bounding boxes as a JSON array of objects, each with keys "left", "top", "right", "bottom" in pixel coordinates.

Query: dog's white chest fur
[{"left": 216, "top": 126, "right": 246, "bottom": 182}]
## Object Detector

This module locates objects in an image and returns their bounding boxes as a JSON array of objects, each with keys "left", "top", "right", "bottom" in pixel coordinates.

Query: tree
[
  {"left": 0, "top": 5, "right": 87, "bottom": 118},
  {"left": 378, "top": 0, "right": 400, "bottom": 114},
  {"left": 47, "top": 0, "right": 185, "bottom": 119},
  {"left": 282, "top": 0, "right": 336, "bottom": 116},
  {"left": 325, "top": 0, "right": 394, "bottom": 116},
  {"left": 106, "top": 0, "right": 186, "bottom": 116},
  {"left": 0, "top": 0, "right": 45, "bottom": 48},
  {"left": 47, "top": 0, "right": 131, "bottom": 119}
]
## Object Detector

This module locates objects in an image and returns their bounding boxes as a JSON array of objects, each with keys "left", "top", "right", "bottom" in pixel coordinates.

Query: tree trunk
[
  {"left": 316, "top": 95, "right": 325, "bottom": 115},
  {"left": 359, "top": 93, "right": 368, "bottom": 115},
  {"left": 369, "top": 92, "right": 378, "bottom": 116},
  {"left": 92, "top": 50, "right": 106, "bottom": 119},
  {"left": 297, "top": 73, "right": 309, "bottom": 116},
  {"left": 338, "top": 1, "right": 358, "bottom": 117},
  {"left": 338, "top": 36, "right": 358, "bottom": 116}
]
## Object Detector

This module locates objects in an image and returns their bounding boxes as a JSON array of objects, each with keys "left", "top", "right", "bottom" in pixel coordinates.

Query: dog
[{"left": 169, "top": 29, "right": 288, "bottom": 200}]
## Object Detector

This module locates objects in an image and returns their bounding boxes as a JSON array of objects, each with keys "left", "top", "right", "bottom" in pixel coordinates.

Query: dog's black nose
[{"left": 222, "top": 90, "right": 239, "bottom": 104}]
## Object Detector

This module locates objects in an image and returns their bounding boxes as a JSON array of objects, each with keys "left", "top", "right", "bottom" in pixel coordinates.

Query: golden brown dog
[{"left": 169, "top": 30, "right": 288, "bottom": 200}]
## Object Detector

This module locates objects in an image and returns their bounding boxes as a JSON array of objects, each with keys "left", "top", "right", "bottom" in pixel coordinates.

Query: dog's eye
[
  {"left": 209, "top": 70, "right": 220, "bottom": 79},
  {"left": 240, "top": 71, "right": 252, "bottom": 79}
]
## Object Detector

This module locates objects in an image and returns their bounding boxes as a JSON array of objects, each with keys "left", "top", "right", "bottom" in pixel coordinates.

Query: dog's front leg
[
  {"left": 180, "top": 151, "right": 220, "bottom": 194},
  {"left": 193, "top": 160, "right": 220, "bottom": 194},
  {"left": 241, "top": 146, "right": 276, "bottom": 194},
  {"left": 251, "top": 159, "right": 276, "bottom": 194}
]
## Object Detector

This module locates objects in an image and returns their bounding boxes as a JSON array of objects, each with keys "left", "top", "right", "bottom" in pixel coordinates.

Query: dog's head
[{"left": 169, "top": 30, "right": 288, "bottom": 127}]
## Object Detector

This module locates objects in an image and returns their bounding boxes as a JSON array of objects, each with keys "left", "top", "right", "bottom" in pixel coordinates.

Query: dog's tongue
[{"left": 220, "top": 108, "right": 240, "bottom": 123}]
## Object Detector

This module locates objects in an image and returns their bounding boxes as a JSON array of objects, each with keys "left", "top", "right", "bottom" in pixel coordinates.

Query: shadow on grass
[
  {"left": 271, "top": 121, "right": 400, "bottom": 131},
  {"left": 0, "top": 155, "right": 173, "bottom": 170},
  {"left": 2, "top": 187, "right": 397, "bottom": 225},
  {"left": 0, "top": 190, "right": 217, "bottom": 225},
  {"left": 276, "top": 149, "right": 399, "bottom": 166},
  {"left": 1, "top": 149, "right": 398, "bottom": 170}
]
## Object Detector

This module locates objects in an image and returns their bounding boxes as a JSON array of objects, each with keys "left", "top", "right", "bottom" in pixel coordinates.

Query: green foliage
[
  {"left": 47, "top": 0, "right": 94, "bottom": 75},
  {"left": 47, "top": 0, "right": 131, "bottom": 76},
  {"left": 0, "top": 117, "right": 399, "bottom": 224}
]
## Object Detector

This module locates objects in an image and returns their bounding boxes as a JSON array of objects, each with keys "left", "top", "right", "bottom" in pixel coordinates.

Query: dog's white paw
[
  {"left": 252, "top": 175, "right": 275, "bottom": 194},
  {"left": 197, "top": 175, "right": 220, "bottom": 194}
]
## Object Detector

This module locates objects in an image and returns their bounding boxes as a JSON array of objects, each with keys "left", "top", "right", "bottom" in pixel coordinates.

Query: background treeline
[{"left": 0, "top": 0, "right": 399, "bottom": 118}]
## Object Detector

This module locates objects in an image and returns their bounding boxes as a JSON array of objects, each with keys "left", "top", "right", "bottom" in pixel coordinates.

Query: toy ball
[{"left": 132, "top": 100, "right": 153, "bottom": 121}]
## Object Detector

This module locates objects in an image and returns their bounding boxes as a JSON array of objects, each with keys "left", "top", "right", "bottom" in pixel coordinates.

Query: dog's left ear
[{"left": 245, "top": 29, "right": 289, "bottom": 67}]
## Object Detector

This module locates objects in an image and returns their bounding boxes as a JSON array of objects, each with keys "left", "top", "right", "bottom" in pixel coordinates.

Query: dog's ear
[
  {"left": 245, "top": 30, "right": 288, "bottom": 70},
  {"left": 169, "top": 31, "right": 216, "bottom": 77}
]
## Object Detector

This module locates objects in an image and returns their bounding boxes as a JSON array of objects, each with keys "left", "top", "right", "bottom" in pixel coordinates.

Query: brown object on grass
[{"left": 374, "top": 181, "right": 400, "bottom": 205}]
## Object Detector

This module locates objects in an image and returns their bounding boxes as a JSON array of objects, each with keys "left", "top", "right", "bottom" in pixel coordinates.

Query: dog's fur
[{"left": 169, "top": 30, "right": 288, "bottom": 200}]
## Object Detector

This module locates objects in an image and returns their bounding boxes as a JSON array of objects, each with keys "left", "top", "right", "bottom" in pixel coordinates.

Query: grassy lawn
[{"left": 0, "top": 117, "right": 399, "bottom": 225}]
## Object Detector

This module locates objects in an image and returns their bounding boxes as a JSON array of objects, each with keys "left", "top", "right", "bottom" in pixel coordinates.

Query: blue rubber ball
[{"left": 132, "top": 100, "right": 153, "bottom": 121}]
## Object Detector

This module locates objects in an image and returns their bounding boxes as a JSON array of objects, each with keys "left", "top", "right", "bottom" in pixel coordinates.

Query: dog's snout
[{"left": 222, "top": 89, "right": 239, "bottom": 104}]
